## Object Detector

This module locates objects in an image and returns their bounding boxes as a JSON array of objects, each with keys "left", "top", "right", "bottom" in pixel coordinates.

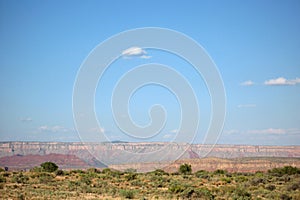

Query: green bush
[
  {"left": 179, "top": 163, "right": 192, "bottom": 175},
  {"left": 249, "top": 177, "right": 266, "bottom": 186},
  {"left": 151, "top": 169, "right": 169, "bottom": 176},
  {"left": 0, "top": 175, "right": 6, "bottom": 183},
  {"left": 168, "top": 182, "right": 188, "bottom": 193},
  {"left": 182, "top": 187, "right": 214, "bottom": 199},
  {"left": 193, "top": 188, "right": 214, "bottom": 200},
  {"left": 125, "top": 173, "right": 137, "bottom": 181},
  {"left": 55, "top": 169, "right": 64, "bottom": 176},
  {"left": 214, "top": 169, "right": 227, "bottom": 175},
  {"left": 120, "top": 189, "right": 135, "bottom": 199},
  {"left": 221, "top": 177, "right": 231, "bottom": 183},
  {"left": 232, "top": 186, "right": 251, "bottom": 200},
  {"left": 40, "top": 162, "right": 58, "bottom": 172},
  {"left": 101, "top": 168, "right": 112, "bottom": 174},
  {"left": 38, "top": 173, "right": 54, "bottom": 184},
  {"left": 80, "top": 175, "right": 91, "bottom": 185},
  {"left": 30, "top": 166, "right": 42, "bottom": 172},
  {"left": 195, "top": 170, "right": 210, "bottom": 180},
  {"left": 265, "top": 184, "right": 276, "bottom": 191},
  {"left": 280, "top": 194, "right": 292, "bottom": 200},
  {"left": 268, "top": 166, "right": 300, "bottom": 176},
  {"left": 287, "top": 182, "right": 300, "bottom": 191},
  {"left": 12, "top": 173, "right": 29, "bottom": 184}
]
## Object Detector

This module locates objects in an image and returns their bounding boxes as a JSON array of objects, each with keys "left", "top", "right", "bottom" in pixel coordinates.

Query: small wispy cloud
[
  {"left": 163, "top": 134, "right": 173, "bottom": 139},
  {"left": 240, "top": 80, "right": 254, "bottom": 86},
  {"left": 38, "top": 125, "right": 69, "bottom": 133},
  {"left": 223, "top": 129, "right": 239, "bottom": 134},
  {"left": 20, "top": 117, "right": 32, "bottom": 122},
  {"left": 237, "top": 104, "right": 256, "bottom": 108},
  {"left": 163, "top": 129, "right": 178, "bottom": 139},
  {"left": 225, "top": 128, "right": 300, "bottom": 135},
  {"left": 247, "top": 128, "right": 287, "bottom": 134},
  {"left": 122, "top": 46, "right": 151, "bottom": 59},
  {"left": 170, "top": 129, "right": 178, "bottom": 133},
  {"left": 264, "top": 77, "right": 300, "bottom": 86},
  {"left": 89, "top": 127, "right": 105, "bottom": 134}
]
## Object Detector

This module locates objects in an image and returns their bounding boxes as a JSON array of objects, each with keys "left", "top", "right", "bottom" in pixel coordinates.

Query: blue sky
[{"left": 0, "top": 0, "right": 300, "bottom": 145}]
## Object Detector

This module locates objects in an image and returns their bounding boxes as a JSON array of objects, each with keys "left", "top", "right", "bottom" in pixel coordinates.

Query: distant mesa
[{"left": 0, "top": 141, "right": 299, "bottom": 171}]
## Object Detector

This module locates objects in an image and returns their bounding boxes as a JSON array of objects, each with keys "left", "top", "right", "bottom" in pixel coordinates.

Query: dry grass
[{"left": 0, "top": 166, "right": 299, "bottom": 199}]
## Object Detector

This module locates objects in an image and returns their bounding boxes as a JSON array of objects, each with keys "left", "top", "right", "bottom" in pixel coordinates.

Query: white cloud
[
  {"left": 224, "top": 129, "right": 239, "bottom": 134},
  {"left": 224, "top": 128, "right": 300, "bottom": 135},
  {"left": 38, "top": 125, "right": 69, "bottom": 133},
  {"left": 247, "top": 128, "right": 286, "bottom": 134},
  {"left": 89, "top": 127, "right": 105, "bottom": 133},
  {"left": 122, "top": 46, "right": 151, "bottom": 59},
  {"left": 163, "top": 129, "right": 178, "bottom": 139},
  {"left": 240, "top": 80, "right": 254, "bottom": 86},
  {"left": 163, "top": 134, "right": 173, "bottom": 139},
  {"left": 237, "top": 104, "right": 256, "bottom": 108},
  {"left": 170, "top": 129, "right": 178, "bottom": 133},
  {"left": 20, "top": 117, "right": 32, "bottom": 122},
  {"left": 264, "top": 77, "right": 300, "bottom": 86},
  {"left": 248, "top": 128, "right": 298, "bottom": 135}
]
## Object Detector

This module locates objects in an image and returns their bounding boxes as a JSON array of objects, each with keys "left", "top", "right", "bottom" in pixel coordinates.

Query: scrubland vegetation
[{"left": 0, "top": 163, "right": 299, "bottom": 199}]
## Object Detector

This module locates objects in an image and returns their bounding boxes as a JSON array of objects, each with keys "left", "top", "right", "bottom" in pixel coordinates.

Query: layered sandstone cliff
[{"left": 0, "top": 142, "right": 299, "bottom": 170}]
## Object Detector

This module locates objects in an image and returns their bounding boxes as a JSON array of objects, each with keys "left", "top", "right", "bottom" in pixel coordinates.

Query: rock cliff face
[
  {"left": 0, "top": 142, "right": 299, "bottom": 170},
  {"left": 0, "top": 153, "right": 90, "bottom": 170},
  {"left": 110, "top": 157, "right": 300, "bottom": 173}
]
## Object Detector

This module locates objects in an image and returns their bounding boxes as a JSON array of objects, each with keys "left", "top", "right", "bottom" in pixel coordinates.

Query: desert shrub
[
  {"left": 70, "top": 169, "right": 85, "bottom": 174},
  {"left": 249, "top": 177, "right": 266, "bottom": 186},
  {"left": 268, "top": 166, "right": 300, "bottom": 176},
  {"left": 280, "top": 194, "right": 292, "bottom": 200},
  {"left": 12, "top": 173, "right": 29, "bottom": 184},
  {"left": 80, "top": 184, "right": 92, "bottom": 193},
  {"left": 101, "top": 168, "right": 112, "bottom": 174},
  {"left": 0, "top": 175, "right": 6, "bottom": 183},
  {"left": 130, "top": 179, "right": 144, "bottom": 187},
  {"left": 255, "top": 171, "right": 264, "bottom": 177},
  {"left": 214, "top": 169, "right": 227, "bottom": 175},
  {"left": 0, "top": 168, "right": 4, "bottom": 172},
  {"left": 221, "top": 177, "right": 231, "bottom": 183},
  {"left": 125, "top": 172, "right": 137, "bottom": 181},
  {"left": 235, "top": 175, "right": 248, "bottom": 183},
  {"left": 287, "top": 181, "right": 300, "bottom": 191},
  {"left": 80, "top": 175, "right": 91, "bottom": 185},
  {"left": 40, "top": 162, "right": 58, "bottom": 172},
  {"left": 17, "top": 193, "right": 25, "bottom": 200},
  {"left": 232, "top": 186, "right": 251, "bottom": 200},
  {"left": 87, "top": 168, "right": 99, "bottom": 173},
  {"left": 1, "top": 172, "right": 10, "bottom": 177},
  {"left": 195, "top": 170, "right": 210, "bottom": 180},
  {"left": 55, "top": 169, "right": 64, "bottom": 176},
  {"left": 277, "top": 174, "right": 291, "bottom": 182},
  {"left": 30, "top": 166, "right": 42, "bottom": 172},
  {"left": 38, "top": 173, "right": 54, "bottom": 184},
  {"left": 120, "top": 189, "right": 135, "bottom": 199},
  {"left": 265, "top": 184, "right": 276, "bottom": 191},
  {"left": 182, "top": 187, "right": 214, "bottom": 199},
  {"left": 101, "top": 168, "right": 121, "bottom": 178},
  {"left": 151, "top": 169, "right": 169, "bottom": 176},
  {"left": 179, "top": 163, "right": 192, "bottom": 175},
  {"left": 68, "top": 180, "right": 80, "bottom": 191},
  {"left": 168, "top": 182, "right": 189, "bottom": 193}
]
